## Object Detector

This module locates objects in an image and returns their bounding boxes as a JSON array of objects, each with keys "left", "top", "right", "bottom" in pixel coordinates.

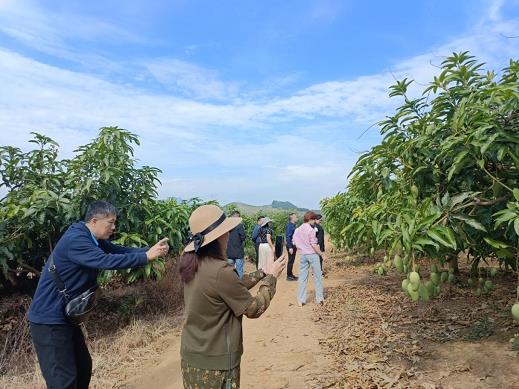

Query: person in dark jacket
[
  {"left": 28, "top": 200, "right": 169, "bottom": 389},
  {"left": 315, "top": 214, "right": 326, "bottom": 276},
  {"left": 285, "top": 213, "right": 298, "bottom": 281},
  {"left": 251, "top": 215, "right": 264, "bottom": 269},
  {"left": 226, "top": 210, "right": 246, "bottom": 278}
]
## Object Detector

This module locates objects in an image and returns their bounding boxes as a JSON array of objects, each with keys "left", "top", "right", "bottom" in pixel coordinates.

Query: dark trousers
[
  {"left": 287, "top": 246, "right": 297, "bottom": 277},
  {"left": 30, "top": 322, "right": 92, "bottom": 389},
  {"left": 254, "top": 241, "right": 260, "bottom": 269}
]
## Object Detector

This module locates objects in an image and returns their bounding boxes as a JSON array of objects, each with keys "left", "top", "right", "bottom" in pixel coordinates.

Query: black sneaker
[{"left": 287, "top": 275, "right": 298, "bottom": 281}]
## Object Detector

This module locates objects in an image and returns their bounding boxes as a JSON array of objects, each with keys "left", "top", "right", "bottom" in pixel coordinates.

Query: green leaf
[
  {"left": 427, "top": 227, "right": 456, "bottom": 250},
  {"left": 483, "top": 237, "right": 509, "bottom": 249},
  {"left": 414, "top": 237, "right": 439, "bottom": 250},
  {"left": 450, "top": 192, "right": 473, "bottom": 208},
  {"left": 451, "top": 214, "right": 487, "bottom": 232}
]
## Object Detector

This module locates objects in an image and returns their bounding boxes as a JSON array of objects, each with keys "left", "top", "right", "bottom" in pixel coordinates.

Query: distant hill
[{"left": 224, "top": 200, "right": 317, "bottom": 216}]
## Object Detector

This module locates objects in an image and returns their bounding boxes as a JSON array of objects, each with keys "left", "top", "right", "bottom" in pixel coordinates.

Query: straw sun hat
[
  {"left": 184, "top": 205, "right": 242, "bottom": 253},
  {"left": 261, "top": 217, "right": 272, "bottom": 227}
]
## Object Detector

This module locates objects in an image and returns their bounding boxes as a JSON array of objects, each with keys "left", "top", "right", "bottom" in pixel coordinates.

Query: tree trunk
[{"left": 448, "top": 255, "right": 460, "bottom": 275}]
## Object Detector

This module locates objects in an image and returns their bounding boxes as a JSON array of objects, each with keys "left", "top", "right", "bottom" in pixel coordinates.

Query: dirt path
[{"left": 127, "top": 258, "right": 339, "bottom": 389}]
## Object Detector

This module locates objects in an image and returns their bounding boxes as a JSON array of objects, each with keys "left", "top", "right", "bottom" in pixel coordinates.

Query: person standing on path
[
  {"left": 293, "top": 211, "right": 325, "bottom": 307},
  {"left": 179, "top": 205, "right": 287, "bottom": 389},
  {"left": 28, "top": 201, "right": 169, "bottom": 389},
  {"left": 226, "top": 210, "right": 246, "bottom": 279},
  {"left": 285, "top": 213, "right": 298, "bottom": 281},
  {"left": 257, "top": 217, "right": 275, "bottom": 274},
  {"left": 251, "top": 216, "right": 264, "bottom": 269},
  {"left": 315, "top": 214, "right": 326, "bottom": 277}
]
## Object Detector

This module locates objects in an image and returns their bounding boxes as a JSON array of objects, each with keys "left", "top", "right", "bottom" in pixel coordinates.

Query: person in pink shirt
[{"left": 292, "top": 211, "right": 325, "bottom": 306}]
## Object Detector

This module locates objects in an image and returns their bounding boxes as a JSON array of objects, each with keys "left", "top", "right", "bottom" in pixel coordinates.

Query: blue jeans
[
  {"left": 227, "top": 258, "right": 244, "bottom": 279},
  {"left": 297, "top": 254, "right": 324, "bottom": 304}
]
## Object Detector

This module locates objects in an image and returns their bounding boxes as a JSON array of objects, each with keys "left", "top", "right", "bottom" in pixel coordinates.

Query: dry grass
[
  {"left": 0, "top": 314, "right": 183, "bottom": 389},
  {"left": 0, "top": 259, "right": 184, "bottom": 389}
]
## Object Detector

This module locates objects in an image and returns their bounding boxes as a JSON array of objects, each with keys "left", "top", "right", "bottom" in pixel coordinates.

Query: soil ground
[
  {"left": 127, "top": 258, "right": 340, "bottom": 389},
  {"left": 127, "top": 252, "right": 519, "bottom": 389}
]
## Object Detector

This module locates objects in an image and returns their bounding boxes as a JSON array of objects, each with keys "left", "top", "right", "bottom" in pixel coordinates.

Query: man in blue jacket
[
  {"left": 28, "top": 200, "right": 169, "bottom": 389},
  {"left": 285, "top": 213, "right": 298, "bottom": 281}
]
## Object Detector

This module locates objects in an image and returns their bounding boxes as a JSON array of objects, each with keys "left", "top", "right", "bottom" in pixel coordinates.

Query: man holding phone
[{"left": 28, "top": 201, "right": 169, "bottom": 389}]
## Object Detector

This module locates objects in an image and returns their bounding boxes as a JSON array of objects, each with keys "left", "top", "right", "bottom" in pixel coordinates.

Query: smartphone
[{"left": 275, "top": 235, "right": 284, "bottom": 259}]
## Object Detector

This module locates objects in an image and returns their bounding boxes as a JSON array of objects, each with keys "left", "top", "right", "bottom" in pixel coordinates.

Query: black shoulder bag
[{"left": 48, "top": 254, "right": 99, "bottom": 324}]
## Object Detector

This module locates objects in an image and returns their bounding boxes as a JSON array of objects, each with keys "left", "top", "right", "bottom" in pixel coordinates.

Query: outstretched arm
[
  {"left": 217, "top": 257, "right": 286, "bottom": 319},
  {"left": 241, "top": 269, "right": 267, "bottom": 289},
  {"left": 243, "top": 275, "right": 277, "bottom": 318}
]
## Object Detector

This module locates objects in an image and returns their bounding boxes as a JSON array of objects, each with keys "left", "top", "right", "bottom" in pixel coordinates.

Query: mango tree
[
  {"left": 0, "top": 127, "right": 194, "bottom": 289},
  {"left": 322, "top": 53, "right": 519, "bottom": 318}
]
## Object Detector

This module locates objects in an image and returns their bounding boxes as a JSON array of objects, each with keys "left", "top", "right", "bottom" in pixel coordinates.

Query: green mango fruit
[
  {"left": 411, "top": 184, "right": 419, "bottom": 198},
  {"left": 435, "top": 286, "right": 441, "bottom": 296},
  {"left": 441, "top": 272, "right": 448, "bottom": 283},
  {"left": 394, "top": 255, "right": 404, "bottom": 273},
  {"left": 467, "top": 278, "right": 474, "bottom": 287},
  {"left": 476, "top": 288, "right": 482, "bottom": 296},
  {"left": 490, "top": 268, "right": 497, "bottom": 277},
  {"left": 402, "top": 279, "right": 410, "bottom": 294},
  {"left": 448, "top": 268, "right": 455, "bottom": 275},
  {"left": 378, "top": 266, "right": 385, "bottom": 276},
  {"left": 448, "top": 274, "right": 456, "bottom": 284},
  {"left": 484, "top": 280, "right": 493, "bottom": 291},
  {"left": 431, "top": 264, "right": 438, "bottom": 273},
  {"left": 478, "top": 277, "right": 485, "bottom": 286},
  {"left": 425, "top": 280, "right": 435, "bottom": 297},
  {"left": 407, "top": 283, "right": 419, "bottom": 301},
  {"left": 419, "top": 284, "right": 430, "bottom": 302},
  {"left": 430, "top": 272, "right": 439, "bottom": 286},
  {"left": 410, "top": 271, "right": 421, "bottom": 288},
  {"left": 512, "top": 303, "right": 519, "bottom": 323}
]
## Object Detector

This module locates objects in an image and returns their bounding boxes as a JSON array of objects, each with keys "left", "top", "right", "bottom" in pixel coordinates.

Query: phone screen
[{"left": 275, "top": 235, "right": 284, "bottom": 259}]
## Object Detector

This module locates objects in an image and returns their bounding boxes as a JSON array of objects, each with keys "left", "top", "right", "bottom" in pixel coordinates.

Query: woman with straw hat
[
  {"left": 257, "top": 217, "right": 275, "bottom": 274},
  {"left": 178, "top": 205, "right": 287, "bottom": 389}
]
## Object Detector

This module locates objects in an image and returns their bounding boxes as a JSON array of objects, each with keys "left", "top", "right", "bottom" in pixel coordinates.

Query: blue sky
[{"left": 0, "top": 0, "right": 518, "bottom": 209}]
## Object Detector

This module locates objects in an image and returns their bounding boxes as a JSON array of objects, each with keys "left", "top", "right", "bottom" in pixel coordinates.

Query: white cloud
[
  {"left": 0, "top": 0, "right": 142, "bottom": 71},
  {"left": 488, "top": 0, "right": 505, "bottom": 21},
  {"left": 146, "top": 58, "right": 240, "bottom": 101}
]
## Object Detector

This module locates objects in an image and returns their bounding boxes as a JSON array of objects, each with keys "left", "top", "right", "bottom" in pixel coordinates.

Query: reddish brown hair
[
  {"left": 178, "top": 239, "right": 226, "bottom": 283},
  {"left": 303, "top": 211, "right": 317, "bottom": 223}
]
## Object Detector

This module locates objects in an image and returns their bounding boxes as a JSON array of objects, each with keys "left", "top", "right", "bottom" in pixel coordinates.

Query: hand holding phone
[{"left": 268, "top": 255, "right": 287, "bottom": 278}]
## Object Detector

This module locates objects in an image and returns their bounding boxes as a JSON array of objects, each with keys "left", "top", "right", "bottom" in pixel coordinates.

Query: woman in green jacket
[{"left": 179, "top": 205, "right": 286, "bottom": 389}]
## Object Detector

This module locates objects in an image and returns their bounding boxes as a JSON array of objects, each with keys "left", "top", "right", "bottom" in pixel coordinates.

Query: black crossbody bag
[{"left": 48, "top": 254, "right": 99, "bottom": 324}]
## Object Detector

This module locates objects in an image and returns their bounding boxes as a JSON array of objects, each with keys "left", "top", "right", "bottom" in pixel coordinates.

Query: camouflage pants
[{"left": 181, "top": 360, "right": 240, "bottom": 389}]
